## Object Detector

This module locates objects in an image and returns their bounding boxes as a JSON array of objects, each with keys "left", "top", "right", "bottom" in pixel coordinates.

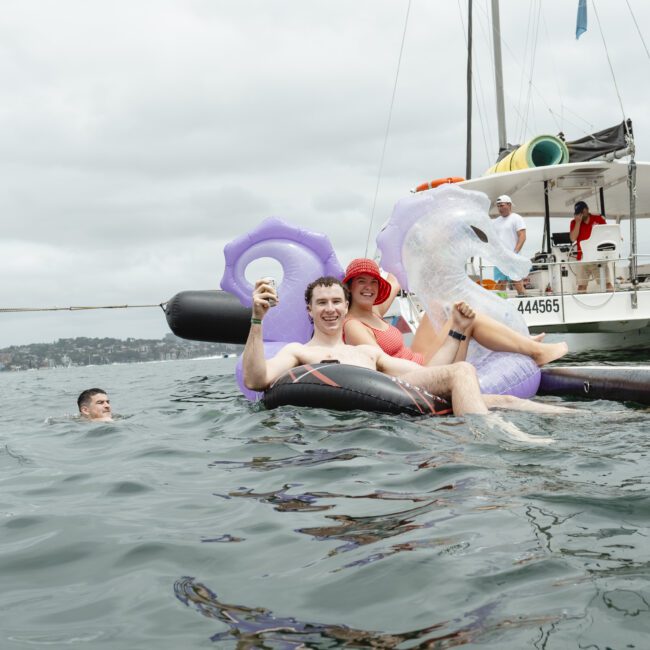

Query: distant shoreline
[{"left": 0, "top": 335, "right": 242, "bottom": 372}]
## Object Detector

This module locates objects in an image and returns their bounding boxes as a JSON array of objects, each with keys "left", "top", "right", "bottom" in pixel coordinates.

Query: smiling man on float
[{"left": 242, "top": 277, "right": 571, "bottom": 417}]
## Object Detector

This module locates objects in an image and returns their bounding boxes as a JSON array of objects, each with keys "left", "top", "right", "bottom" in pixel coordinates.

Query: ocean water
[{"left": 1, "top": 356, "right": 649, "bottom": 649}]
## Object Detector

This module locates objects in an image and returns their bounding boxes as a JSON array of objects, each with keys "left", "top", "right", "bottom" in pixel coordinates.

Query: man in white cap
[{"left": 492, "top": 195, "right": 526, "bottom": 296}]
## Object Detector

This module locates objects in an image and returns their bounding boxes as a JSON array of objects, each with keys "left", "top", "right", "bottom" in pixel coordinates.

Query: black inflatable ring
[{"left": 263, "top": 363, "right": 452, "bottom": 416}]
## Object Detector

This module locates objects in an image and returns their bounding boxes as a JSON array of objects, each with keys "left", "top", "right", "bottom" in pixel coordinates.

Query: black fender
[{"left": 165, "top": 290, "right": 250, "bottom": 344}]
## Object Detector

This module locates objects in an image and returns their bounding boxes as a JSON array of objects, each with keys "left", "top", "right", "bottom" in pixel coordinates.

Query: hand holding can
[{"left": 266, "top": 278, "right": 277, "bottom": 307}]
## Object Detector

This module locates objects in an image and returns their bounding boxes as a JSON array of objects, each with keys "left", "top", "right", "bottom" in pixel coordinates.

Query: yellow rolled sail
[{"left": 484, "top": 134, "right": 569, "bottom": 175}]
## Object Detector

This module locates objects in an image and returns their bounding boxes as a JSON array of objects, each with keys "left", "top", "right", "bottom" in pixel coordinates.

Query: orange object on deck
[
  {"left": 414, "top": 177, "right": 465, "bottom": 193},
  {"left": 477, "top": 278, "right": 497, "bottom": 290}
]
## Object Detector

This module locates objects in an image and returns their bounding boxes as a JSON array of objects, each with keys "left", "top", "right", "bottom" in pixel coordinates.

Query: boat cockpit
[{"left": 460, "top": 159, "right": 650, "bottom": 298}]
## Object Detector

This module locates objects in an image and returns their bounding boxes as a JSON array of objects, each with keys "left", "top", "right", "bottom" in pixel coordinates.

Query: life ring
[
  {"left": 414, "top": 177, "right": 465, "bottom": 193},
  {"left": 263, "top": 363, "right": 452, "bottom": 416}
]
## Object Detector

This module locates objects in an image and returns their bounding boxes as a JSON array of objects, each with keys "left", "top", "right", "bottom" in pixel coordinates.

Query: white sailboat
[
  {"left": 390, "top": 2, "right": 650, "bottom": 353},
  {"left": 459, "top": 157, "right": 650, "bottom": 350}
]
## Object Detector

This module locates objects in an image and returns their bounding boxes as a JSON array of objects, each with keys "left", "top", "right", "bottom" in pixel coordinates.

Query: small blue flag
[{"left": 576, "top": 0, "right": 587, "bottom": 39}]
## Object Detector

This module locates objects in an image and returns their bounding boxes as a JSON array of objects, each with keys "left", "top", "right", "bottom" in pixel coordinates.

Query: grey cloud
[{"left": 0, "top": 0, "right": 649, "bottom": 346}]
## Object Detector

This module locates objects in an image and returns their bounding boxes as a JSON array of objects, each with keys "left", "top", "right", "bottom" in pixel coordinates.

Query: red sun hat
[{"left": 343, "top": 258, "right": 392, "bottom": 305}]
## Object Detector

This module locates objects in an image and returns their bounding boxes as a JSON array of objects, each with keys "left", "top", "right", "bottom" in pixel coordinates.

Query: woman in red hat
[{"left": 342, "top": 258, "right": 568, "bottom": 367}]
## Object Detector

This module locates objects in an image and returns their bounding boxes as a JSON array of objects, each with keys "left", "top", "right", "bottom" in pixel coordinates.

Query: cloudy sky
[{"left": 2, "top": 0, "right": 649, "bottom": 347}]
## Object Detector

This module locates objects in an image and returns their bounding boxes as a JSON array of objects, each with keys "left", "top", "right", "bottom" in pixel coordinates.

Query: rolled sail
[{"left": 484, "top": 134, "right": 569, "bottom": 175}]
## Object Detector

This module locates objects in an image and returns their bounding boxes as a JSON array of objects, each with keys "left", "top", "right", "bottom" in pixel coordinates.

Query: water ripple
[{"left": 1, "top": 357, "right": 649, "bottom": 648}]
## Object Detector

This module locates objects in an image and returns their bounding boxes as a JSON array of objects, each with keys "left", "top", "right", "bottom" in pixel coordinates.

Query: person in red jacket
[{"left": 569, "top": 201, "right": 614, "bottom": 292}]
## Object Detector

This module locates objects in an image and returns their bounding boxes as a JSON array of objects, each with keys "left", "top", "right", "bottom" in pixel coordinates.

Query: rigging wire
[
  {"left": 457, "top": 0, "right": 493, "bottom": 172},
  {"left": 591, "top": 0, "right": 627, "bottom": 122},
  {"left": 520, "top": 1, "right": 542, "bottom": 143},
  {"left": 540, "top": 6, "right": 566, "bottom": 134},
  {"left": 626, "top": 0, "right": 650, "bottom": 60},
  {"left": 364, "top": 0, "right": 412, "bottom": 259},
  {"left": 475, "top": 0, "right": 498, "bottom": 165},
  {"left": 548, "top": 104, "right": 594, "bottom": 133},
  {"left": 493, "top": 13, "right": 595, "bottom": 139},
  {"left": 514, "top": 0, "right": 536, "bottom": 142},
  {"left": 0, "top": 303, "right": 165, "bottom": 314}
]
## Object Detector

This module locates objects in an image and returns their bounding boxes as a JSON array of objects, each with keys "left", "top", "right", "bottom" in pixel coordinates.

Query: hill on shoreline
[{"left": 0, "top": 334, "right": 242, "bottom": 372}]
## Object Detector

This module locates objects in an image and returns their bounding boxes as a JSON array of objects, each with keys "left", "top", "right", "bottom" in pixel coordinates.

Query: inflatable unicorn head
[
  {"left": 377, "top": 183, "right": 539, "bottom": 396},
  {"left": 377, "top": 183, "right": 530, "bottom": 333}
]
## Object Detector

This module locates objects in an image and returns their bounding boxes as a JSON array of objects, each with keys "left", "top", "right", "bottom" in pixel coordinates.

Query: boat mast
[
  {"left": 491, "top": 0, "right": 507, "bottom": 153},
  {"left": 465, "top": 0, "right": 473, "bottom": 179}
]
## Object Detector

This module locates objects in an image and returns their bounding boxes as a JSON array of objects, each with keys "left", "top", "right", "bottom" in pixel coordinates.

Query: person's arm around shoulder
[
  {"left": 374, "top": 347, "right": 421, "bottom": 377},
  {"left": 343, "top": 317, "right": 382, "bottom": 348},
  {"left": 374, "top": 272, "right": 401, "bottom": 317},
  {"left": 242, "top": 279, "right": 299, "bottom": 391}
]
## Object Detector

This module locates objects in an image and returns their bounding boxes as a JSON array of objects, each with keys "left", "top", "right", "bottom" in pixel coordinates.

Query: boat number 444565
[{"left": 516, "top": 298, "right": 560, "bottom": 315}]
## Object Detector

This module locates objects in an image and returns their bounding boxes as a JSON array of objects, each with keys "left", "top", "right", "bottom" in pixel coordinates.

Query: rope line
[
  {"left": 523, "top": 1, "right": 542, "bottom": 140},
  {"left": 626, "top": 0, "right": 650, "bottom": 60},
  {"left": 592, "top": 0, "right": 626, "bottom": 122},
  {"left": 0, "top": 303, "right": 165, "bottom": 314},
  {"left": 364, "top": 0, "right": 411, "bottom": 259},
  {"left": 514, "top": 0, "right": 536, "bottom": 142}
]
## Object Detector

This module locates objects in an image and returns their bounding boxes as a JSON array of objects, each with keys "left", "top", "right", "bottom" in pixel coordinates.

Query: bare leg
[
  {"left": 414, "top": 313, "right": 568, "bottom": 367},
  {"left": 468, "top": 313, "right": 568, "bottom": 366},
  {"left": 400, "top": 361, "right": 488, "bottom": 416},
  {"left": 606, "top": 263, "right": 614, "bottom": 291},
  {"left": 483, "top": 394, "right": 575, "bottom": 414},
  {"left": 481, "top": 413, "right": 555, "bottom": 445},
  {"left": 513, "top": 279, "right": 526, "bottom": 295}
]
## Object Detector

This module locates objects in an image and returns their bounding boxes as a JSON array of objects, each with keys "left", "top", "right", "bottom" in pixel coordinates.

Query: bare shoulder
[
  {"left": 343, "top": 316, "right": 362, "bottom": 330},
  {"left": 268, "top": 342, "right": 303, "bottom": 366},
  {"left": 279, "top": 342, "right": 305, "bottom": 354}
]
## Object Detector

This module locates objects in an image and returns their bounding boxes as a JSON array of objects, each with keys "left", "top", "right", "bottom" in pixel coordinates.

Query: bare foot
[
  {"left": 481, "top": 413, "right": 554, "bottom": 445},
  {"left": 531, "top": 341, "right": 569, "bottom": 366},
  {"left": 531, "top": 332, "right": 546, "bottom": 342},
  {"left": 483, "top": 394, "right": 575, "bottom": 414}
]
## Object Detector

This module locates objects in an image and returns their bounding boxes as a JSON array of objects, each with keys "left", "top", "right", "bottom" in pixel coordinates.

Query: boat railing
[
  {"left": 475, "top": 253, "right": 650, "bottom": 301},
  {"left": 396, "top": 252, "right": 650, "bottom": 333}
]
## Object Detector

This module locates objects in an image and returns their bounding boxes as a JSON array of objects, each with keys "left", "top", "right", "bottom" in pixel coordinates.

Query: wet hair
[
  {"left": 77, "top": 388, "right": 107, "bottom": 411},
  {"left": 304, "top": 276, "right": 350, "bottom": 305}
]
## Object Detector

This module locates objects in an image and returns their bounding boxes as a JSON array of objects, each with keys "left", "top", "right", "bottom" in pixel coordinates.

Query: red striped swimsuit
[{"left": 344, "top": 319, "right": 425, "bottom": 365}]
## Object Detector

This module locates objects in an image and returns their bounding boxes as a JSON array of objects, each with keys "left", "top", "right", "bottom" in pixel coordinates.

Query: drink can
[{"left": 266, "top": 278, "right": 277, "bottom": 307}]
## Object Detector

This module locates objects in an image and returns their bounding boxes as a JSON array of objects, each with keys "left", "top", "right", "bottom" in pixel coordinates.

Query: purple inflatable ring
[{"left": 220, "top": 216, "right": 343, "bottom": 400}]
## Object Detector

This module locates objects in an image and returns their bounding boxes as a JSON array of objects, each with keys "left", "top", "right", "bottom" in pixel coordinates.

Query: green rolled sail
[{"left": 484, "top": 134, "right": 569, "bottom": 175}]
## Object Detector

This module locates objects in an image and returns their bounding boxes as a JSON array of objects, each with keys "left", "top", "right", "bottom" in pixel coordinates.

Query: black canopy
[{"left": 566, "top": 119, "right": 633, "bottom": 162}]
